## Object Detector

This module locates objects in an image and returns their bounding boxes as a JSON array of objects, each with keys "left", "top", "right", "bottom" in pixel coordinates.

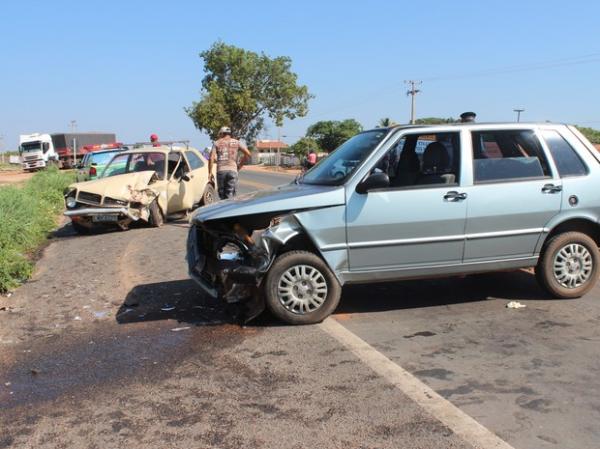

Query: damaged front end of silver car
[{"left": 187, "top": 213, "right": 303, "bottom": 322}]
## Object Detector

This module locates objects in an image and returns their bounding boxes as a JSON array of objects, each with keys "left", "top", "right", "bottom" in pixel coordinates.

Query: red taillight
[{"left": 89, "top": 166, "right": 97, "bottom": 176}]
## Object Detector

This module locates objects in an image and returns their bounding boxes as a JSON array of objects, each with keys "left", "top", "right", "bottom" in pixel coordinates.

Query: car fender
[{"left": 536, "top": 210, "right": 600, "bottom": 253}]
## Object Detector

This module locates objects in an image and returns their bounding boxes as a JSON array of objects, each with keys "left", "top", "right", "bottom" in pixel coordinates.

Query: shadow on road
[
  {"left": 118, "top": 279, "right": 233, "bottom": 326},
  {"left": 335, "top": 269, "right": 549, "bottom": 315},
  {"left": 118, "top": 270, "right": 550, "bottom": 326}
]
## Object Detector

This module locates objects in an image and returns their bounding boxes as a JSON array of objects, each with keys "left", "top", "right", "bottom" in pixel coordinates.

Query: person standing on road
[
  {"left": 209, "top": 126, "right": 251, "bottom": 200},
  {"left": 305, "top": 149, "right": 317, "bottom": 170}
]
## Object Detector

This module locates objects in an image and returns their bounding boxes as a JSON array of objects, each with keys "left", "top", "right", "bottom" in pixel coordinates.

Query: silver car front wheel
[
  {"left": 264, "top": 250, "right": 342, "bottom": 325},
  {"left": 278, "top": 264, "right": 328, "bottom": 314}
]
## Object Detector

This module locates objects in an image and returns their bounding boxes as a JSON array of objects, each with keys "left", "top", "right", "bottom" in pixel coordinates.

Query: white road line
[{"left": 319, "top": 318, "right": 516, "bottom": 449}]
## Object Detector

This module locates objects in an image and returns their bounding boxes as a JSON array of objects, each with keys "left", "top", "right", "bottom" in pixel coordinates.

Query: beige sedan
[{"left": 64, "top": 145, "right": 216, "bottom": 233}]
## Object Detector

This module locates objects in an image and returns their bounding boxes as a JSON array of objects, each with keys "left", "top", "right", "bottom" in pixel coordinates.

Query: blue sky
[{"left": 1, "top": 0, "right": 599, "bottom": 151}]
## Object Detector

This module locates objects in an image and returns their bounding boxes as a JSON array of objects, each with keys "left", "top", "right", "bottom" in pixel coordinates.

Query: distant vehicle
[
  {"left": 51, "top": 133, "right": 117, "bottom": 169},
  {"left": 18, "top": 132, "right": 118, "bottom": 171},
  {"left": 188, "top": 122, "right": 600, "bottom": 325},
  {"left": 75, "top": 145, "right": 127, "bottom": 182},
  {"left": 64, "top": 143, "right": 216, "bottom": 233},
  {"left": 19, "top": 133, "right": 58, "bottom": 171}
]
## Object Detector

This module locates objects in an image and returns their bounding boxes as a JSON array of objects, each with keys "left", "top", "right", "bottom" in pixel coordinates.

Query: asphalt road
[{"left": 1, "top": 169, "right": 599, "bottom": 449}]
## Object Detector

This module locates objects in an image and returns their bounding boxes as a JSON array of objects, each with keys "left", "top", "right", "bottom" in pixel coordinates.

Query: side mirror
[
  {"left": 181, "top": 174, "right": 191, "bottom": 182},
  {"left": 91, "top": 162, "right": 97, "bottom": 166},
  {"left": 42, "top": 142, "right": 50, "bottom": 153},
  {"left": 356, "top": 172, "right": 389, "bottom": 194}
]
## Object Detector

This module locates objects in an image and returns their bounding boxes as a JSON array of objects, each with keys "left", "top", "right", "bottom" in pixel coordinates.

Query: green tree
[
  {"left": 414, "top": 117, "right": 456, "bottom": 124},
  {"left": 290, "top": 137, "right": 319, "bottom": 160},
  {"left": 186, "top": 42, "right": 313, "bottom": 143},
  {"left": 306, "top": 119, "right": 363, "bottom": 152},
  {"left": 576, "top": 126, "right": 600, "bottom": 145},
  {"left": 378, "top": 117, "right": 397, "bottom": 127}
]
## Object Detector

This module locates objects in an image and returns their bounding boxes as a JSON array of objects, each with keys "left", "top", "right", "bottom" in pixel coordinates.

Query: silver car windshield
[{"left": 301, "top": 129, "right": 389, "bottom": 185}]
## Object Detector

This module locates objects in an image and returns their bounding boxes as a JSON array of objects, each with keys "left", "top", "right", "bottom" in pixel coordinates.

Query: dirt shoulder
[{"left": 0, "top": 170, "right": 34, "bottom": 186}]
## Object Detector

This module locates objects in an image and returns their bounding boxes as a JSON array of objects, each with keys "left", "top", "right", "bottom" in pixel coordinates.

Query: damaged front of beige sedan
[{"left": 65, "top": 145, "right": 216, "bottom": 233}]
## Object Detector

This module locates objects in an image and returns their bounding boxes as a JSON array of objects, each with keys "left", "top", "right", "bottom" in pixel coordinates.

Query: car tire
[
  {"left": 148, "top": 200, "right": 164, "bottom": 227},
  {"left": 535, "top": 231, "right": 599, "bottom": 298},
  {"left": 263, "top": 250, "right": 341, "bottom": 325},
  {"left": 201, "top": 184, "right": 216, "bottom": 206}
]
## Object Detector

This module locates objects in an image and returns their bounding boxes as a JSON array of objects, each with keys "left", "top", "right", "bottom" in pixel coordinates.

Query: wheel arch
[{"left": 539, "top": 217, "right": 600, "bottom": 254}]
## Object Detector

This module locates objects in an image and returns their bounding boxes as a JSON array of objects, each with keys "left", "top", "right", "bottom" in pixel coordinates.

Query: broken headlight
[
  {"left": 217, "top": 242, "right": 243, "bottom": 261},
  {"left": 65, "top": 189, "right": 77, "bottom": 209}
]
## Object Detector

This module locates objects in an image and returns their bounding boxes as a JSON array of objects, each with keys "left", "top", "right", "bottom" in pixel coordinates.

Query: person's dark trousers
[{"left": 217, "top": 170, "right": 238, "bottom": 199}]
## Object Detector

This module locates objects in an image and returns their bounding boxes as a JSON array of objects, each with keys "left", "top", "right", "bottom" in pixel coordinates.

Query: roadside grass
[{"left": 0, "top": 168, "right": 74, "bottom": 292}]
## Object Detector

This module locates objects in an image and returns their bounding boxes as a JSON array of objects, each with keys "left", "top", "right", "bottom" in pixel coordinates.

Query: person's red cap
[{"left": 150, "top": 134, "right": 158, "bottom": 141}]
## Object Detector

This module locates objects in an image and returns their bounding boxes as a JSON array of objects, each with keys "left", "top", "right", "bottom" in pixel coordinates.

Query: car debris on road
[{"left": 506, "top": 301, "right": 527, "bottom": 309}]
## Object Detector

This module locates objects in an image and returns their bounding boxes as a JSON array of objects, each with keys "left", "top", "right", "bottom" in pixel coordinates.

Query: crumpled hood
[
  {"left": 69, "top": 171, "right": 157, "bottom": 200},
  {"left": 192, "top": 183, "right": 346, "bottom": 223}
]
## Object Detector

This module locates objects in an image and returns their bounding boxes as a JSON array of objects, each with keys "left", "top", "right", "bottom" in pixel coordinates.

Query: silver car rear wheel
[
  {"left": 536, "top": 231, "right": 599, "bottom": 299},
  {"left": 278, "top": 264, "right": 328, "bottom": 314},
  {"left": 553, "top": 243, "right": 593, "bottom": 289}
]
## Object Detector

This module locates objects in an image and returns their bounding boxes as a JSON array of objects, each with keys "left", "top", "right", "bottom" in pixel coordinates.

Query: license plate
[{"left": 92, "top": 215, "right": 119, "bottom": 222}]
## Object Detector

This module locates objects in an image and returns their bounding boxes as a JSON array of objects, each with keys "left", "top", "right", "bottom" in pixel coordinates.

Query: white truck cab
[{"left": 19, "top": 133, "right": 58, "bottom": 171}]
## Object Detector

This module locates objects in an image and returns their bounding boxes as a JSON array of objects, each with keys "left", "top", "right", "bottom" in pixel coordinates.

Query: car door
[
  {"left": 346, "top": 131, "right": 468, "bottom": 275},
  {"left": 167, "top": 152, "right": 195, "bottom": 213},
  {"left": 184, "top": 150, "right": 208, "bottom": 204},
  {"left": 463, "top": 128, "right": 562, "bottom": 262}
]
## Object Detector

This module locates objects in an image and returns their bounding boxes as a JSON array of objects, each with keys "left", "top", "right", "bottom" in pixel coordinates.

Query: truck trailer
[{"left": 19, "top": 132, "right": 117, "bottom": 171}]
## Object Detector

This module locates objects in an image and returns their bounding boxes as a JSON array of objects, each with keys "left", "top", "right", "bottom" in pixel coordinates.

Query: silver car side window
[
  {"left": 371, "top": 132, "right": 461, "bottom": 189},
  {"left": 472, "top": 130, "right": 552, "bottom": 183}
]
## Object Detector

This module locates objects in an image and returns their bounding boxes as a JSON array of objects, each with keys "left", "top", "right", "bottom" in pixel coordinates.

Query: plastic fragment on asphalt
[
  {"left": 93, "top": 311, "right": 110, "bottom": 319},
  {"left": 171, "top": 326, "right": 190, "bottom": 332},
  {"left": 161, "top": 305, "right": 176, "bottom": 312},
  {"left": 74, "top": 316, "right": 82, "bottom": 321},
  {"left": 30, "top": 369, "right": 40, "bottom": 375},
  {"left": 506, "top": 301, "right": 527, "bottom": 309}
]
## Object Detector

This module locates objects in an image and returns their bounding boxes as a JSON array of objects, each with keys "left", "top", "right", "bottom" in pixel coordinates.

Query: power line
[{"left": 420, "top": 52, "right": 600, "bottom": 82}]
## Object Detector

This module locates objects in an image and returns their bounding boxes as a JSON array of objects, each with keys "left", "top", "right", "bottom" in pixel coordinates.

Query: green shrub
[{"left": 0, "top": 168, "right": 74, "bottom": 292}]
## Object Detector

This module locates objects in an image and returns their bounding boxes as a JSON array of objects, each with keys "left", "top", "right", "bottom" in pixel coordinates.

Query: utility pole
[
  {"left": 405, "top": 80, "right": 422, "bottom": 124},
  {"left": 70, "top": 120, "right": 78, "bottom": 167},
  {"left": 513, "top": 108, "right": 525, "bottom": 122}
]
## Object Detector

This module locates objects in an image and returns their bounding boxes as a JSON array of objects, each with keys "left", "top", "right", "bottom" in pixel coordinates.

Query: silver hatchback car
[{"left": 187, "top": 123, "right": 600, "bottom": 324}]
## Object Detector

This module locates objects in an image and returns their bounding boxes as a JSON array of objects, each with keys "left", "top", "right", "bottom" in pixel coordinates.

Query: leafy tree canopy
[
  {"left": 576, "top": 126, "right": 600, "bottom": 145},
  {"left": 290, "top": 137, "right": 319, "bottom": 160},
  {"left": 186, "top": 41, "right": 313, "bottom": 143},
  {"left": 306, "top": 119, "right": 363, "bottom": 152}
]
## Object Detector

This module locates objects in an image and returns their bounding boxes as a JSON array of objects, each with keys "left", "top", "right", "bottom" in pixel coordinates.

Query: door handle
[
  {"left": 541, "top": 183, "right": 562, "bottom": 194},
  {"left": 444, "top": 191, "right": 468, "bottom": 202}
]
